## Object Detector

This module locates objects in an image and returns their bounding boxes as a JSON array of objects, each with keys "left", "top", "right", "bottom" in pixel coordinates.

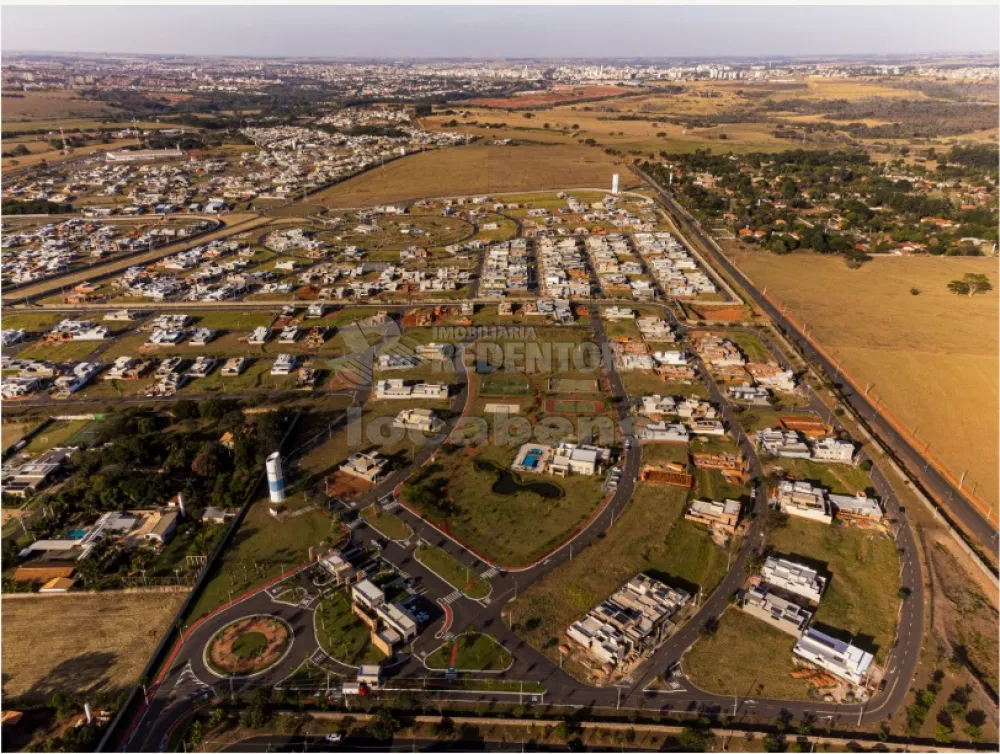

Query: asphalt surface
[{"left": 114, "top": 209, "right": 928, "bottom": 751}]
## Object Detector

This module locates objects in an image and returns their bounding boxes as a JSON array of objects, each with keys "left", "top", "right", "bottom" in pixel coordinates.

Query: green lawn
[
  {"left": 232, "top": 631, "right": 268, "bottom": 659},
  {"left": 641, "top": 442, "right": 690, "bottom": 466},
  {"left": 724, "top": 331, "right": 773, "bottom": 363},
  {"left": 416, "top": 442, "right": 608, "bottom": 567},
  {"left": 767, "top": 517, "right": 900, "bottom": 661},
  {"left": 425, "top": 632, "right": 512, "bottom": 671},
  {"left": 187, "top": 311, "right": 278, "bottom": 330},
  {"left": 187, "top": 499, "right": 344, "bottom": 621},
  {"left": 22, "top": 420, "right": 90, "bottom": 453},
  {"left": 767, "top": 457, "right": 873, "bottom": 496},
  {"left": 508, "top": 484, "right": 692, "bottom": 678},
  {"left": 17, "top": 340, "right": 103, "bottom": 362},
  {"left": 415, "top": 545, "right": 491, "bottom": 600},
  {"left": 684, "top": 609, "right": 812, "bottom": 701},
  {"left": 361, "top": 506, "right": 412, "bottom": 541},
  {"left": 314, "top": 590, "right": 386, "bottom": 666},
  {"left": 0, "top": 311, "right": 70, "bottom": 331},
  {"left": 694, "top": 467, "right": 750, "bottom": 502},
  {"left": 656, "top": 520, "right": 732, "bottom": 597}
]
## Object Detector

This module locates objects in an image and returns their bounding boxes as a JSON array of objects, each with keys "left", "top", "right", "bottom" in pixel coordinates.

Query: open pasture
[{"left": 729, "top": 250, "right": 999, "bottom": 511}]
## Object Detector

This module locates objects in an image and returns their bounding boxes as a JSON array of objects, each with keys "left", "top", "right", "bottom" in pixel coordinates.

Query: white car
[{"left": 324, "top": 733, "right": 342, "bottom": 744}]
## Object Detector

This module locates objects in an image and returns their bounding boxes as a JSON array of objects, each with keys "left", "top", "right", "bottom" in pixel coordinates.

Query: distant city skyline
[{"left": 3, "top": 6, "right": 998, "bottom": 59}]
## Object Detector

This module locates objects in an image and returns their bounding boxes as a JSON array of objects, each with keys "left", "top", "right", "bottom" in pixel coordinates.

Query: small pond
[{"left": 474, "top": 459, "right": 564, "bottom": 499}]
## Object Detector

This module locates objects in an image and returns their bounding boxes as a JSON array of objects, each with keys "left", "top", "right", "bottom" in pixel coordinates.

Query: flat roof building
[
  {"left": 793, "top": 628, "right": 874, "bottom": 686},
  {"left": 741, "top": 583, "right": 813, "bottom": 636},
  {"left": 761, "top": 556, "right": 827, "bottom": 603}
]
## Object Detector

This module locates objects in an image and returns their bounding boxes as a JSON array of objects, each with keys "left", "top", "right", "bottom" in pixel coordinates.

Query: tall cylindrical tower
[{"left": 266, "top": 452, "right": 286, "bottom": 504}]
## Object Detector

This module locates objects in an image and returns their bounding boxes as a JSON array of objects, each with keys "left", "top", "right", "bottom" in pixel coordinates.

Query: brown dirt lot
[
  {"left": 726, "top": 250, "right": 999, "bottom": 512},
  {"left": 324, "top": 470, "right": 375, "bottom": 500},
  {"left": 1, "top": 592, "right": 185, "bottom": 701},
  {"left": 312, "top": 144, "right": 622, "bottom": 208}
]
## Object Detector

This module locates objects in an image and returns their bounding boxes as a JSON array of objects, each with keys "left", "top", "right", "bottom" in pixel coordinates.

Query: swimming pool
[{"left": 66, "top": 528, "right": 88, "bottom": 540}]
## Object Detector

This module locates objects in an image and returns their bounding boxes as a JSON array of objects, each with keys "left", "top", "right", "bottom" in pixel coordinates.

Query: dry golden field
[
  {"left": 1, "top": 91, "right": 121, "bottom": 122},
  {"left": 1, "top": 592, "right": 186, "bottom": 701},
  {"left": 312, "top": 144, "right": 622, "bottom": 207},
  {"left": 729, "top": 250, "right": 999, "bottom": 510}
]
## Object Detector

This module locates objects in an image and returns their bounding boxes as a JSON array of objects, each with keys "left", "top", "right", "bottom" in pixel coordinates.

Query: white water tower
[
  {"left": 266, "top": 452, "right": 286, "bottom": 504},
  {"left": 611, "top": 173, "right": 620, "bottom": 195}
]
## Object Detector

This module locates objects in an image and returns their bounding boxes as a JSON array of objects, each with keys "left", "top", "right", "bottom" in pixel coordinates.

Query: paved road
[
  {"left": 220, "top": 734, "right": 651, "bottom": 752},
  {"left": 124, "top": 241, "right": 927, "bottom": 750},
  {"left": 633, "top": 166, "right": 997, "bottom": 556}
]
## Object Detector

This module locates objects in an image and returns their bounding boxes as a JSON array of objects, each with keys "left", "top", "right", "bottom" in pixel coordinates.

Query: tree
[
  {"left": 947, "top": 273, "right": 992, "bottom": 297},
  {"left": 369, "top": 707, "right": 399, "bottom": 741},
  {"left": 192, "top": 443, "right": 225, "bottom": 478}
]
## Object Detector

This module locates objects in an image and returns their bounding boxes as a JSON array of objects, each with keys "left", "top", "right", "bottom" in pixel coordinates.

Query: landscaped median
[
  {"left": 414, "top": 544, "right": 491, "bottom": 600},
  {"left": 204, "top": 615, "right": 292, "bottom": 678},
  {"left": 361, "top": 504, "right": 413, "bottom": 541},
  {"left": 424, "top": 632, "right": 512, "bottom": 672}
]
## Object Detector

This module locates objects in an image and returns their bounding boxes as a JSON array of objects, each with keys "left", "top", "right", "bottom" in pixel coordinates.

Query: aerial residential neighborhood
[{"left": 0, "top": 5, "right": 997, "bottom": 754}]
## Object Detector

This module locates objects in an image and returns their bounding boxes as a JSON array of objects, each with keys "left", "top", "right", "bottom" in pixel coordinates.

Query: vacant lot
[
  {"left": 730, "top": 251, "right": 999, "bottom": 512},
  {"left": 425, "top": 632, "right": 512, "bottom": 671},
  {"left": 1, "top": 592, "right": 185, "bottom": 701},
  {"left": 684, "top": 608, "right": 811, "bottom": 701},
  {"left": 509, "top": 484, "right": 703, "bottom": 678},
  {"left": 313, "top": 144, "right": 620, "bottom": 208},
  {"left": 768, "top": 518, "right": 901, "bottom": 661}
]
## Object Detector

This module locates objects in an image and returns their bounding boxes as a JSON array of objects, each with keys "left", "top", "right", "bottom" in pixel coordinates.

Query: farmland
[
  {"left": 311, "top": 144, "right": 622, "bottom": 208},
  {"left": 728, "top": 250, "right": 999, "bottom": 511},
  {"left": 1, "top": 592, "right": 186, "bottom": 701}
]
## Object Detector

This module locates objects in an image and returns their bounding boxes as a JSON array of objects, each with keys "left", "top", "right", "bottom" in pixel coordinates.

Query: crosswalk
[
  {"left": 479, "top": 566, "right": 500, "bottom": 580},
  {"left": 345, "top": 517, "right": 365, "bottom": 531},
  {"left": 440, "top": 590, "right": 463, "bottom": 605}
]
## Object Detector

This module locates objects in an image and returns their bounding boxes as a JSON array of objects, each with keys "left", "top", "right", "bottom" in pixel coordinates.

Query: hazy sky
[{"left": 3, "top": 5, "right": 998, "bottom": 59}]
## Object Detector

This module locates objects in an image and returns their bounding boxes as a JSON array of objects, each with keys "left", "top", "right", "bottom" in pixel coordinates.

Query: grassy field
[
  {"left": 361, "top": 505, "right": 412, "bottom": 541},
  {"left": 684, "top": 608, "right": 812, "bottom": 701},
  {"left": 729, "top": 251, "right": 999, "bottom": 511},
  {"left": 427, "top": 442, "right": 608, "bottom": 566},
  {"left": 17, "top": 339, "right": 104, "bottom": 362},
  {"left": 312, "top": 144, "right": 620, "bottom": 208},
  {"left": 314, "top": 590, "right": 386, "bottom": 666},
  {"left": 508, "top": 484, "right": 693, "bottom": 673},
  {"left": 766, "top": 457, "right": 874, "bottom": 496},
  {"left": 1, "top": 592, "right": 185, "bottom": 701},
  {"left": 1, "top": 91, "right": 121, "bottom": 122},
  {"left": 414, "top": 545, "right": 490, "bottom": 600},
  {"left": 21, "top": 420, "right": 90, "bottom": 453},
  {"left": 424, "top": 632, "right": 512, "bottom": 671},
  {"left": 767, "top": 517, "right": 901, "bottom": 661},
  {"left": 1, "top": 420, "right": 37, "bottom": 451},
  {"left": 188, "top": 497, "right": 345, "bottom": 621}
]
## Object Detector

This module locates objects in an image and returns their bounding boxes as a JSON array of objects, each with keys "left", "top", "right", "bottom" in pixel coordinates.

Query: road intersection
[{"left": 125, "top": 289, "right": 927, "bottom": 752}]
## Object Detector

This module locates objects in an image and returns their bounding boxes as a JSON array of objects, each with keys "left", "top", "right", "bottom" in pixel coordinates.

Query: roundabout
[{"left": 204, "top": 615, "right": 293, "bottom": 678}]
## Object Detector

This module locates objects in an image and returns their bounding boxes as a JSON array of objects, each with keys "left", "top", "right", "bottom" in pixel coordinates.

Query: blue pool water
[{"left": 67, "top": 529, "right": 88, "bottom": 540}]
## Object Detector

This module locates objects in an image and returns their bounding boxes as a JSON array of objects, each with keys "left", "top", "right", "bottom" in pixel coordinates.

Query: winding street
[{"left": 123, "top": 209, "right": 929, "bottom": 753}]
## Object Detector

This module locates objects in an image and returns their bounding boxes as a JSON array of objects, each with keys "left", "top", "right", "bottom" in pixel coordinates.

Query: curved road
[{"left": 125, "top": 232, "right": 926, "bottom": 752}]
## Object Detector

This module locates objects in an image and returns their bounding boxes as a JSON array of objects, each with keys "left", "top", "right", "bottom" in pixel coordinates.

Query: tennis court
[
  {"left": 479, "top": 373, "right": 533, "bottom": 396},
  {"left": 544, "top": 399, "right": 605, "bottom": 415},
  {"left": 547, "top": 378, "right": 600, "bottom": 394}
]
